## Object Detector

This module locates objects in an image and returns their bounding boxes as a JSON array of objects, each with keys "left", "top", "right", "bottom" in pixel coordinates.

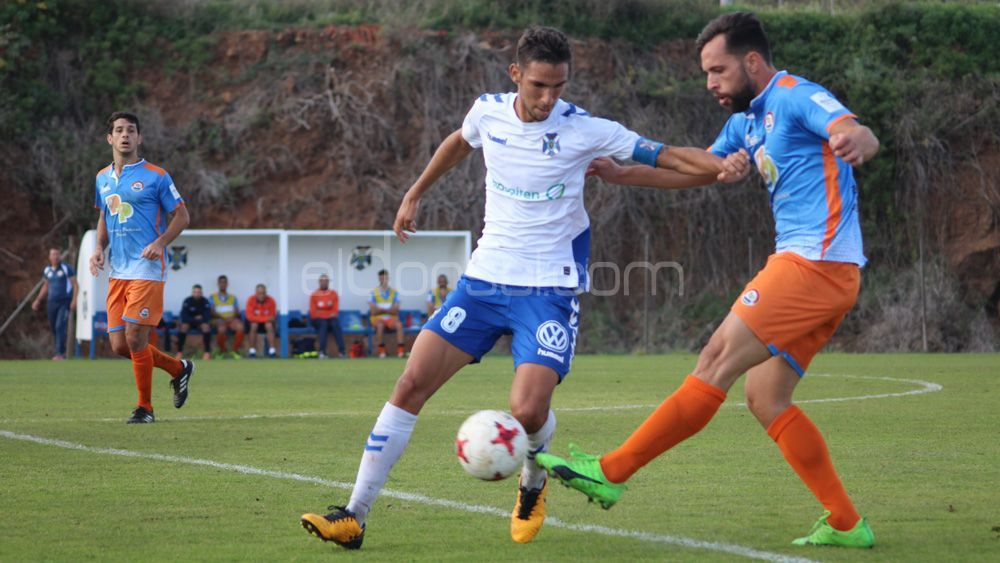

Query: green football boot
[
  {"left": 792, "top": 512, "right": 875, "bottom": 548},
  {"left": 535, "top": 444, "right": 626, "bottom": 509}
]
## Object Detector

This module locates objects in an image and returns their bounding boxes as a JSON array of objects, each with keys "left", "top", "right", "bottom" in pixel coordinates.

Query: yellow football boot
[
  {"left": 511, "top": 479, "right": 548, "bottom": 543},
  {"left": 300, "top": 506, "right": 365, "bottom": 549}
]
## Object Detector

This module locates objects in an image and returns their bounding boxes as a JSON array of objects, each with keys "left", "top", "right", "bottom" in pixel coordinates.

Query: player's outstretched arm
[
  {"left": 394, "top": 129, "right": 474, "bottom": 242},
  {"left": 591, "top": 148, "right": 749, "bottom": 189},
  {"left": 141, "top": 204, "right": 190, "bottom": 261},
  {"left": 588, "top": 157, "right": 715, "bottom": 189},
  {"left": 829, "top": 119, "right": 879, "bottom": 167},
  {"left": 655, "top": 145, "right": 724, "bottom": 177}
]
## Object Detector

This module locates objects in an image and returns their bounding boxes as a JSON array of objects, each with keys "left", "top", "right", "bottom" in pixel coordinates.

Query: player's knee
[
  {"left": 390, "top": 369, "right": 432, "bottom": 411},
  {"left": 509, "top": 402, "right": 547, "bottom": 434},
  {"left": 111, "top": 339, "right": 130, "bottom": 358},
  {"left": 744, "top": 386, "right": 787, "bottom": 427},
  {"left": 125, "top": 333, "right": 145, "bottom": 353}
]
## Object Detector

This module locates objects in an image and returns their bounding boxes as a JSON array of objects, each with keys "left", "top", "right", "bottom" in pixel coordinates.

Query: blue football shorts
[{"left": 423, "top": 275, "right": 579, "bottom": 381}]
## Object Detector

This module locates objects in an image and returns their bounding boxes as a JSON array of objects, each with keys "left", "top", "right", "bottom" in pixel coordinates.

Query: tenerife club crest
[
  {"left": 542, "top": 132, "right": 561, "bottom": 157},
  {"left": 350, "top": 245, "right": 373, "bottom": 271},
  {"left": 168, "top": 246, "right": 187, "bottom": 271}
]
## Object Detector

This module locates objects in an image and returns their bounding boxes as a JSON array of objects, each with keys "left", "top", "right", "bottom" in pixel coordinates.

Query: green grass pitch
[{"left": 0, "top": 353, "right": 997, "bottom": 561}]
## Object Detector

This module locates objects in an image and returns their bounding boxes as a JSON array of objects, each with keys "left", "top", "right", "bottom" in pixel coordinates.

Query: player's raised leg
[
  {"left": 509, "top": 363, "right": 558, "bottom": 543},
  {"left": 300, "top": 329, "right": 473, "bottom": 549},
  {"left": 537, "top": 312, "right": 769, "bottom": 506}
]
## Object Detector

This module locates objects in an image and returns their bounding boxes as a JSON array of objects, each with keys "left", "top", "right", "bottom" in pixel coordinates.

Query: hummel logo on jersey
[
  {"left": 100, "top": 184, "right": 111, "bottom": 193},
  {"left": 487, "top": 132, "right": 508, "bottom": 145},
  {"left": 542, "top": 132, "right": 560, "bottom": 157},
  {"left": 536, "top": 321, "right": 569, "bottom": 353}
]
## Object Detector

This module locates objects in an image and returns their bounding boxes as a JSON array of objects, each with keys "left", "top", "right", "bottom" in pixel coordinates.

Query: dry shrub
[{"left": 849, "top": 257, "right": 999, "bottom": 352}]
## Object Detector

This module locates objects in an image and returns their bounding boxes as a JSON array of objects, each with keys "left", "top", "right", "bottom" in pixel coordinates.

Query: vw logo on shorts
[
  {"left": 741, "top": 289, "right": 760, "bottom": 307},
  {"left": 536, "top": 321, "right": 569, "bottom": 353}
]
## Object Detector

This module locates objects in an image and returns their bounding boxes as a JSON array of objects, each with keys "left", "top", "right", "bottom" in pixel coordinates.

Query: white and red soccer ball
[{"left": 455, "top": 410, "right": 528, "bottom": 480}]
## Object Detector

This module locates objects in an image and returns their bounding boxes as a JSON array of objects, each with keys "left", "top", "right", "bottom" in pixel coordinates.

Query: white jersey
[{"left": 462, "top": 93, "right": 642, "bottom": 288}]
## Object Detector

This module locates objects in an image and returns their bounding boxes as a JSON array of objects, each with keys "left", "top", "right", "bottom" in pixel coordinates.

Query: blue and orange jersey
[
  {"left": 94, "top": 159, "right": 185, "bottom": 281},
  {"left": 709, "top": 71, "right": 865, "bottom": 267}
]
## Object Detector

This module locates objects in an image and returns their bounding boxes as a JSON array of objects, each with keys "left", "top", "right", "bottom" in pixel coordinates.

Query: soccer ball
[{"left": 455, "top": 410, "right": 528, "bottom": 481}]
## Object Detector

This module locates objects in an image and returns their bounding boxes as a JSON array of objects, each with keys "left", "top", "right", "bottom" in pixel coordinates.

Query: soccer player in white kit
[{"left": 301, "top": 26, "right": 747, "bottom": 548}]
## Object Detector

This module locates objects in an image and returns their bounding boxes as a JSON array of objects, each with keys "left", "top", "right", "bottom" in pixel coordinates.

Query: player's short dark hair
[
  {"left": 192, "top": 284, "right": 202, "bottom": 290},
  {"left": 256, "top": 283, "right": 266, "bottom": 291},
  {"left": 695, "top": 12, "right": 772, "bottom": 65},
  {"left": 515, "top": 26, "right": 572, "bottom": 67},
  {"left": 106, "top": 111, "right": 141, "bottom": 134},
  {"left": 378, "top": 269, "right": 388, "bottom": 276}
]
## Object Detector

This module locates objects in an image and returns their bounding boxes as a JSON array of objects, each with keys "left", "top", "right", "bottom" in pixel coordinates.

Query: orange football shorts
[
  {"left": 731, "top": 252, "right": 860, "bottom": 376},
  {"left": 107, "top": 278, "right": 165, "bottom": 332},
  {"left": 374, "top": 315, "right": 398, "bottom": 331}
]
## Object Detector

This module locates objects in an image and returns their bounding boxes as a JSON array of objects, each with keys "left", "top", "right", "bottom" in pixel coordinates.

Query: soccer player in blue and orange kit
[
  {"left": 89, "top": 112, "right": 195, "bottom": 424},
  {"left": 538, "top": 13, "right": 880, "bottom": 549}
]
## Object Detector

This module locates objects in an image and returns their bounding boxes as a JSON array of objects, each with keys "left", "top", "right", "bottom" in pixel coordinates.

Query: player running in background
[
  {"left": 537, "top": 12, "right": 880, "bottom": 549},
  {"left": 301, "top": 26, "right": 745, "bottom": 549},
  {"left": 89, "top": 111, "right": 195, "bottom": 424}
]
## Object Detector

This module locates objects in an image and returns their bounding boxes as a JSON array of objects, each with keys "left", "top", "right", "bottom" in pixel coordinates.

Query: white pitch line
[
  {"left": 0, "top": 429, "right": 814, "bottom": 563},
  {"left": 0, "top": 373, "right": 942, "bottom": 424}
]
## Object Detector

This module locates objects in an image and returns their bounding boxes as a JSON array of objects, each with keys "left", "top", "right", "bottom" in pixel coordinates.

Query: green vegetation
[
  {"left": 2, "top": 0, "right": 997, "bottom": 353},
  {"left": 0, "top": 354, "right": 996, "bottom": 560}
]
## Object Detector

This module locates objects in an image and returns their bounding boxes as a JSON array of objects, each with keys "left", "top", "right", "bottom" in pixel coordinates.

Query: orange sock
[
  {"left": 768, "top": 405, "right": 861, "bottom": 531},
  {"left": 131, "top": 346, "right": 154, "bottom": 411},
  {"left": 216, "top": 333, "right": 227, "bottom": 352},
  {"left": 233, "top": 332, "right": 244, "bottom": 350},
  {"left": 600, "top": 375, "right": 726, "bottom": 483},
  {"left": 150, "top": 345, "right": 183, "bottom": 378}
]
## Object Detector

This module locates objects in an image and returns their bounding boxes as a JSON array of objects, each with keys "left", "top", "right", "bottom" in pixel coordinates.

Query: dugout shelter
[{"left": 75, "top": 229, "right": 471, "bottom": 358}]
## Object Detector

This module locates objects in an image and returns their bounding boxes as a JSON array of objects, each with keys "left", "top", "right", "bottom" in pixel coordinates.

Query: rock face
[{"left": 939, "top": 149, "right": 1000, "bottom": 307}]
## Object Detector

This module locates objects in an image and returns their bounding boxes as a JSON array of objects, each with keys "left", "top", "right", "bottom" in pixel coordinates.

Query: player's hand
[
  {"left": 586, "top": 157, "right": 624, "bottom": 181},
  {"left": 393, "top": 192, "right": 421, "bottom": 243},
  {"left": 31, "top": 300, "right": 40, "bottom": 311},
  {"left": 141, "top": 241, "right": 166, "bottom": 261},
  {"left": 717, "top": 149, "right": 750, "bottom": 183},
  {"left": 830, "top": 132, "right": 865, "bottom": 166},
  {"left": 89, "top": 247, "right": 105, "bottom": 276},
  {"left": 70, "top": 299, "right": 76, "bottom": 310}
]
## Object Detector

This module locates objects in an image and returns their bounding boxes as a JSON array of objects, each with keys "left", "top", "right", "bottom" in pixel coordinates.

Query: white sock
[
  {"left": 347, "top": 402, "right": 418, "bottom": 525},
  {"left": 248, "top": 347, "right": 257, "bottom": 355},
  {"left": 520, "top": 410, "right": 556, "bottom": 490}
]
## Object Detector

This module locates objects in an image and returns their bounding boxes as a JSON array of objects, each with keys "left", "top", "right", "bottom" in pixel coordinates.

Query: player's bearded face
[
  {"left": 725, "top": 64, "right": 757, "bottom": 114},
  {"left": 511, "top": 61, "right": 569, "bottom": 123}
]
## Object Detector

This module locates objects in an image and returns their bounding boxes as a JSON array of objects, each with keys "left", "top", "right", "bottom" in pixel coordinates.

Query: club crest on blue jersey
[
  {"left": 350, "top": 245, "right": 373, "bottom": 271},
  {"left": 764, "top": 112, "right": 775, "bottom": 133},
  {"left": 542, "top": 133, "right": 560, "bottom": 157},
  {"left": 131, "top": 181, "right": 145, "bottom": 192},
  {"left": 168, "top": 246, "right": 187, "bottom": 271}
]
